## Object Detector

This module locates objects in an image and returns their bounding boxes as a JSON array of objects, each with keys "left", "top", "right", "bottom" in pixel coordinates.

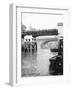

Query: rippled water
[{"left": 21, "top": 38, "right": 58, "bottom": 77}]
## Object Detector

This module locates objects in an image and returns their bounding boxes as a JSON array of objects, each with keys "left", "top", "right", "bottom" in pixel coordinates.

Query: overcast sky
[{"left": 22, "top": 13, "right": 64, "bottom": 31}]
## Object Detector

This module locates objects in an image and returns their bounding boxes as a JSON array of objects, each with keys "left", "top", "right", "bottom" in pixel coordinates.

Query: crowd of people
[{"left": 22, "top": 38, "right": 37, "bottom": 54}]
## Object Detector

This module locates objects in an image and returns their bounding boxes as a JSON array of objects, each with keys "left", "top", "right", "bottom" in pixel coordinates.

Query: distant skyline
[{"left": 22, "top": 13, "right": 64, "bottom": 31}]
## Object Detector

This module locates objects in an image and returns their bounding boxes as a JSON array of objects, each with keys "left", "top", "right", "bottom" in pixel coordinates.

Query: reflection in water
[{"left": 21, "top": 39, "right": 58, "bottom": 77}]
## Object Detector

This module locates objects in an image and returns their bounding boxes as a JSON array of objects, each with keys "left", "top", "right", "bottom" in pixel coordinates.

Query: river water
[{"left": 21, "top": 38, "right": 58, "bottom": 77}]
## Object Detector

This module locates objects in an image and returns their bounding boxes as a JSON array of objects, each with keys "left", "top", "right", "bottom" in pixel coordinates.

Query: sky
[{"left": 22, "top": 13, "right": 64, "bottom": 31}]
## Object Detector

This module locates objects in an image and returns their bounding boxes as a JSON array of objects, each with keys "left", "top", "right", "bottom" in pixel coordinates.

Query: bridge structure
[{"left": 21, "top": 29, "right": 58, "bottom": 38}]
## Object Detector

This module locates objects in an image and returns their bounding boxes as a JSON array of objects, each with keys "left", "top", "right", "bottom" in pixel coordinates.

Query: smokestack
[{"left": 57, "top": 23, "right": 63, "bottom": 35}]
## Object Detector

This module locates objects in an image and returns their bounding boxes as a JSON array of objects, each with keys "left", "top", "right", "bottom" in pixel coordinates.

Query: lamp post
[{"left": 57, "top": 23, "right": 63, "bottom": 36}]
